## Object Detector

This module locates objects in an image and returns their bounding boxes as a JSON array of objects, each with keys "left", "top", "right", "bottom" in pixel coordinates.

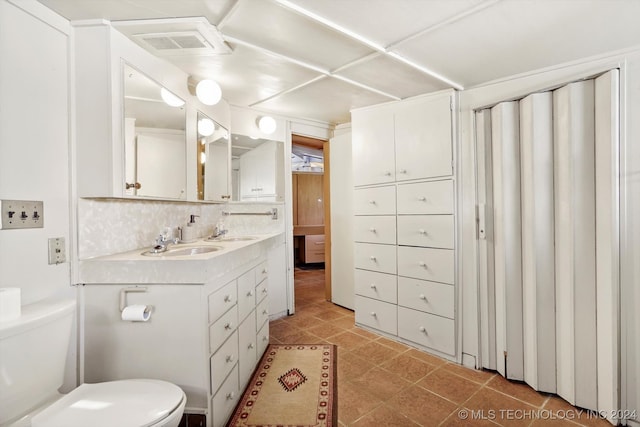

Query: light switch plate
[
  {"left": 1, "top": 200, "right": 44, "bottom": 229},
  {"left": 48, "top": 237, "right": 66, "bottom": 265}
]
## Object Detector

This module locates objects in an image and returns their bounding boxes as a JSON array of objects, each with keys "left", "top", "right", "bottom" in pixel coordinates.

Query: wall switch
[
  {"left": 48, "top": 237, "right": 66, "bottom": 265},
  {"left": 1, "top": 200, "right": 44, "bottom": 229}
]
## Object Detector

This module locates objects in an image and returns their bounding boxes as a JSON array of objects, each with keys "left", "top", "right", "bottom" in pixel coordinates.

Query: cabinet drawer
[
  {"left": 304, "top": 234, "right": 325, "bottom": 263},
  {"left": 210, "top": 331, "right": 238, "bottom": 394},
  {"left": 257, "top": 321, "right": 269, "bottom": 357},
  {"left": 354, "top": 243, "right": 396, "bottom": 274},
  {"left": 355, "top": 295, "right": 397, "bottom": 335},
  {"left": 355, "top": 269, "right": 397, "bottom": 304},
  {"left": 237, "top": 269, "right": 256, "bottom": 322},
  {"left": 255, "top": 278, "right": 268, "bottom": 304},
  {"left": 212, "top": 365, "right": 239, "bottom": 427},
  {"left": 397, "top": 215, "right": 454, "bottom": 249},
  {"left": 398, "top": 307, "right": 455, "bottom": 356},
  {"left": 398, "top": 277, "right": 454, "bottom": 319},
  {"left": 256, "top": 261, "right": 269, "bottom": 284},
  {"left": 208, "top": 280, "right": 237, "bottom": 323},
  {"left": 397, "top": 180, "right": 453, "bottom": 214},
  {"left": 238, "top": 314, "right": 257, "bottom": 388},
  {"left": 398, "top": 246, "right": 454, "bottom": 284},
  {"left": 354, "top": 215, "right": 396, "bottom": 244},
  {"left": 354, "top": 186, "right": 396, "bottom": 215},
  {"left": 256, "top": 297, "right": 269, "bottom": 330},
  {"left": 209, "top": 306, "right": 238, "bottom": 353}
]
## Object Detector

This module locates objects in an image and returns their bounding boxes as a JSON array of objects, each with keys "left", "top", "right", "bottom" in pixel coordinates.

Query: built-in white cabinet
[
  {"left": 239, "top": 140, "right": 285, "bottom": 201},
  {"left": 352, "top": 89, "right": 457, "bottom": 361}
]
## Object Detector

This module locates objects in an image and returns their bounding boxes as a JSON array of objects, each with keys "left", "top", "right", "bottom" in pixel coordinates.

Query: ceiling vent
[{"left": 113, "top": 17, "right": 232, "bottom": 56}]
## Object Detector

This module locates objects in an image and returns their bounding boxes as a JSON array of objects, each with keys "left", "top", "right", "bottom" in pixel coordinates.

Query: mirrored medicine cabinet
[{"left": 197, "top": 111, "right": 230, "bottom": 201}]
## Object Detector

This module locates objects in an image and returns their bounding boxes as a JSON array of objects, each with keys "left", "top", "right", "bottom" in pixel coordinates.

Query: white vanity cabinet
[
  {"left": 352, "top": 90, "right": 458, "bottom": 361},
  {"left": 83, "top": 257, "right": 270, "bottom": 427}
]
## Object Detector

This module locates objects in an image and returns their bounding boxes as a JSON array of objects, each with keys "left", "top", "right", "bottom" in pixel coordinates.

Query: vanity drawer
[
  {"left": 354, "top": 242, "right": 396, "bottom": 274},
  {"left": 354, "top": 186, "right": 396, "bottom": 215},
  {"left": 256, "top": 261, "right": 269, "bottom": 284},
  {"left": 355, "top": 295, "right": 397, "bottom": 335},
  {"left": 398, "top": 277, "right": 454, "bottom": 319},
  {"left": 355, "top": 269, "right": 397, "bottom": 304},
  {"left": 238, "top": 314, "right": 257, "bottom": 388},
  {"left": 237, "top": 269, "right": 256, "bottom": 322},
  {"left": 397, "top": 180, "right": 453, "bottom": 214},
  {"left": 257, "top": 321, "right": 269, "bottom": 357},
  {"left": 354, "top": 215, "right": 396, "bottom": 244},
  {"left": 397, "top": 215, "right": 454, "bottom": 249},
  {"left": 398, "top": 246, "right": 454, "bottom": 284},
  {"left": 209, "top": 306, "right": 238, "bottom": 353},
  {"left": 398, "top": 307, "right": 455, "bottom": 356},
  {"left": 303, "top": 234, "right": 325, "bottom": 263},
  {"left": 208, "top": 280, "right": 237, "bottom": 323},
  {"left": 210, "top": 331, "right": 238, "bottom": 394},
  {"left": 212, "top": 365, "right": 239, "bottom": 427},
  {"left": 256, "top": 297, "right": 269, "bottom": 330},
  {"left": 255, "top": 278, "right": 269, "bottom": 304}
]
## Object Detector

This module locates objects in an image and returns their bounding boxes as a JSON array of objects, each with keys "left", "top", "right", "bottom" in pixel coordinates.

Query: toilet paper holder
[{"left": 119, "top": 287, "right": 150, "bottom": 312}]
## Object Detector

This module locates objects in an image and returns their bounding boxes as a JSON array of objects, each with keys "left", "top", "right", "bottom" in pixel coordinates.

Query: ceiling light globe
[
  {"left": 160, "top": 87, "right": 185, "bottom": 107},
  {"left": 196, "top": 79, "right": 222, "bottom": 105},
  {"left": 258, "top": 116, "right": 277, "bottom": 134},
  {"left": 198, "top": 118, "right": 215, "bottom": 136}
]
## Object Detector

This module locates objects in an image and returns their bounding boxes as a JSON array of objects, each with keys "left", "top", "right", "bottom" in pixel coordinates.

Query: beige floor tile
[
  {"left": 349, "top": 367, "right": 411, "bottom": 402},
  {"left": 351, "top": 404, "right": 420, "bottom": 426},
  {"left": 350, "top": 340, "right": 402, "bottom": 365},
  {"left": 418, "top": 366, "right": 483, "bottom": 404},
  {"left": 386, "top": 385, "right": 458, "bottom": 426},
  {"left": 380, "top": 352, "right": 436, "bottom": 383}
]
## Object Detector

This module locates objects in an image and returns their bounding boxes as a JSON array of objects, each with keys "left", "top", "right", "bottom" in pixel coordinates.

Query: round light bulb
[
  {"left": 258, "top": 116, "right": 276, "bottom": 134},
  {"left": 195, "top": 79, "right": 222, "bottom": 106},
  {"left": 198, "top": 118, "right": 215, "bottom": 136},
  {"left": 160, "top": 88, "right": 185, "bottom": 107}
]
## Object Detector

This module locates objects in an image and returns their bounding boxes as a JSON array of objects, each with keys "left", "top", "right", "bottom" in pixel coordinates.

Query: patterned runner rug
[{"left": 227, "top": 344, "right": 337, "bottom": 427}]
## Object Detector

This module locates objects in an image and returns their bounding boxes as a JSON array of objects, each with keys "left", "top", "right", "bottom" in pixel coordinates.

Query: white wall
[{"left": 459, "top": 47, "right": 640, "bottom": 421}]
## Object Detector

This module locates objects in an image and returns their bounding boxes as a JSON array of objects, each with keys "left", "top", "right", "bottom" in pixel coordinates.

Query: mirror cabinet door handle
[{"left": 125, "top": 182, "right": 141, "bottom": 190}]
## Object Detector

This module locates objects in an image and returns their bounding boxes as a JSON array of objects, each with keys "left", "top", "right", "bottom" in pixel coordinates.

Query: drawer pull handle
[
  {"left": 226, "top": 391, "right": 236, "bottom": 400},
  {"left": 224, "top": 295, "right": 232, "bottom": 303},
  {"left": 419, "top": 261, "right": 427, "bottom": 268},
  {"left": 370, "top": 256, "right": 377, "bottom": 261},
  {"left": 226, "top": 354, "right": 235, "bottom": 363},
  {"left": 370, "top": 311, "right": 377, "bottom": 317},
  {"left": 418, "top": 229, "right": 428, "bottom": 235},
  {"left": 369, "top": 227, "right": 377, "bottom": 233},
  {"left": 419, "top": 294, "right": 427, "bottom": 301},
  {"left": 224, "top": 322, "right": 233, "bottom": 330},
  {"left": 370, "top": 284, "right": 377, "bottom": 290},
  {"left": 249, "top": 343, "right": 255, "bottom": 349},
  {"left": 418, "top": 196, "right": 427, "bottom": 202},
  {"left": 368, "top": 200, "right": 377, "bottom": 205},
  {"left": 419, "top": 326, "right": 427, "bottom": 334}
]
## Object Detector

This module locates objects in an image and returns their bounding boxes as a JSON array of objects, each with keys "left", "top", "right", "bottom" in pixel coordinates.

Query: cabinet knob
[
  {"left": 369, "top": 227, "right": 377, "bottom": 233},
  {"left": 384, "top": 171, "right": 392, "bottom": 176},
  {"left": 224, "top": 322, "right": 233, "bottom": 330},
  {"left": 262, "top": 268, "right": 268, "bottom": 274},
  {"left": 262, "top": 309, "right": 268, "bottom": 315},
  {"left": 226, "top": 391, "right": 236, "bottom": 400},
  {"left": 262, "top": 335, "right": 268, "bottom": 341},
  {"left": 249, "top": 343, "right": 255, "bottom": 349},
  {"left": 419, "top": 326, "right": 427, "bottom": 334},
  {"left": 368, "top": 200, "right": 377, "bottom": 205},
  {"left": 370, "top": 284, "right": 377, "bottom": 290},
  {"left": 226, "top": 354, "right": 235, "bottom": 363},
  {"left": 418, "top": 229, "right": 428, "bottom": 235},
  {"left": 418, "top": 196, "right": 427, "bottom": 202},
  {"left": 370, "top": 256, "right": 377, "bottom": 261},
  {"left": 125, "top": 182, "right": 141, "bottom": 190},
  {"left": 224, "top": 295, "right": 232, "bottom": 302},
  {"left": 370, "top": 311, "right": 377, "bottom": 317},
  {"left": 399, "top": 169, "right": 407, "bottom": 174},
  {"left": 247, "top": 290, "right": 254, "bottom": 297},
  {"left": 262, "top": 288, "right": 268, "bottom": 294},
  {"left": 419, "top": 261, "right": 427, "bottom": 268},
  {"left": 419, "top": 294, "right": 427, "bottom": 301}
]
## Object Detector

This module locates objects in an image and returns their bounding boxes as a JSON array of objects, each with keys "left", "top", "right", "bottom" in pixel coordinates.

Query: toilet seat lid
[{"left": 32, "top": 379, "right": 185, "bottom": 427}]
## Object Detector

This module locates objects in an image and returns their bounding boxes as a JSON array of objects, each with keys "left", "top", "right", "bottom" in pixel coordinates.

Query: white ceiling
[{"left": 37, "top": 0, "right": 640, "bottom": 125}]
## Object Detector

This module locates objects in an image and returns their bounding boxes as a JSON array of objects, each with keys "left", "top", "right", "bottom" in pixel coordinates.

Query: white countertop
[{"left": 78, "top": 233, "right": 285, "bottom": 284}]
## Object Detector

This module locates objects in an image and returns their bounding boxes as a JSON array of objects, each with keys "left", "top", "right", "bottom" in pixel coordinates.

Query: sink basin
[
  {"left": 206, "top": 236, "right": 258, "bottom": 242},
  {"left": 141, "top": 245, "right": 222, "bottom": 257}
]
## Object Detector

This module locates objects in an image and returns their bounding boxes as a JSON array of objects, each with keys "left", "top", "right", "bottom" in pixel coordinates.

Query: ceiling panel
[
  {"left": 256, "top": 76, "right": 391, "bottom": 124},
  {"left": 335, "top": 54, "right": 450, "bottom": 99},
  {"left": 285, "top": 0, "right": 486, "bottom": 47},
  {"left": 395, "top": 0, "right": 640, "bottom": 88},
  {"left": 169, "top": 43, "right": 322, "bottom": 106},
  {"left": 221, "top": 0, "right": 375, "bottom": 71}
]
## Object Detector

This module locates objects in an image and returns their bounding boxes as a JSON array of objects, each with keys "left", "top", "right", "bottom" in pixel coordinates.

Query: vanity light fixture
[
  {"left": 197, "top": 117, "right": 215, "bottom": 137},
  {"left": 195, "top": 79, "right": 222, "bottom": 105},
  {"left": 160, "top": 87, "right": 185, "bottom": 107},
  {"left": 257, "top": 116, "right": 277, "bottom": 134}
]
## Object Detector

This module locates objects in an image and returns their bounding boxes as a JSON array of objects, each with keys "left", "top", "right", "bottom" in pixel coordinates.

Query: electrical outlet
[
  {"left": 1, "top": 200, "right": 44, "bottom": 229},
  {"left": 48, "top": 237, "right": 66, "bottom": 265}
]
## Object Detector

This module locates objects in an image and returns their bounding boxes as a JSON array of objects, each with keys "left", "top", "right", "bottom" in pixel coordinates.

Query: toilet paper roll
[
  {"left": 0, "top": 288, "right": 21, "bottom": 322},
  {"left": 121, "top": 304, "right": 151, "bottom": 322}
]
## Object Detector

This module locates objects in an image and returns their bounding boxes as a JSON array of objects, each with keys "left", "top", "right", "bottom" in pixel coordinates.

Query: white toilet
[{"left": 0, "top": 298, "right": 186, "bottom": 427}]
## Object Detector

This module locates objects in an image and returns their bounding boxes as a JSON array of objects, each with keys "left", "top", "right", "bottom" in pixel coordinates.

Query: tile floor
[{"left": 267, "top": 267, "right": 613, "bottom": 427}]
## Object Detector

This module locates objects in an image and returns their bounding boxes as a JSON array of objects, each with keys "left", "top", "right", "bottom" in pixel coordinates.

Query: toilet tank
[{"left": 0, "top": 297, "right": 75, "bottom": 425}]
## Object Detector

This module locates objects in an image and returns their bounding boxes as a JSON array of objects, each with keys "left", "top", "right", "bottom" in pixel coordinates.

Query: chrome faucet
[
  {"left": 208, "top": 220, "right": 228, "bottom": 240},
  {"left": 151, "top": 228, "right": 179, "bottom": 253}
]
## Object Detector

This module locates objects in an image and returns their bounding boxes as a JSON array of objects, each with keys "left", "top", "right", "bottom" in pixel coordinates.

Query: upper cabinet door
[
  {"left": 395, "top": 92, "right": 453, "bottom": 181},
  {"left": 352, "top": 106, "right": 395, "bottom": 186}
]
